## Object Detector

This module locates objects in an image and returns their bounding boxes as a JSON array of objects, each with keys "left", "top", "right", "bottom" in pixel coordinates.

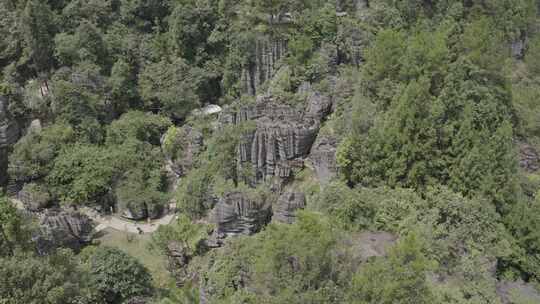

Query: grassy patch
[{"left": 96, "top": 228, "right": 174, "bottom": 289}]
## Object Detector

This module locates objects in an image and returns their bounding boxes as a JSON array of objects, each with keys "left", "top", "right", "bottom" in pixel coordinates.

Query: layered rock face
[
  {"left": 35, "top": 210, "right": 94, "bottom": 255},
  {"left": 166, "top": 241, "right": 192, "bottom": 286},
  {"left": 220, "top": 91, "right": 333, "bottom": 184},
  {"left": 241, "top": 39, "right": 288, "bottom": 96},
  {"left": 0, "top": 96, "right": 19, "bottom": 186},
  {"left": 273, "top": 191, "right": 306, "bottom": 224},
  {"left": 208, "top": 192, "right": 272, "bottom": 246},
  {"left": 309, "top": 134, "right": 338, "bottom": 184}
]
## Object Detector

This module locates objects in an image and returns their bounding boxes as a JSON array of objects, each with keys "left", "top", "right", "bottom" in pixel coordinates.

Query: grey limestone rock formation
[
  {"left": 519, "top": 142, "right": 539, "bottom": 172},
  {"left": 273, "top": 191, "right": 306, "bottom": 224},
  {"left": 309, "top": 134, "right": 338, "bottom": 184},
  {"left": 35, "top": 209, "right": 94, "bottom": 254},
  {"left": 165, "top": 241, "right": 192, "bottom": 287},
  {"left": 0, "top": 96, "right": 19, "bottom": 186},
  {"left": 208, "top": 192, "right": 272, "bottom": 246},
  {"left": 221, "top": 90, "right": 333, "bottom": 184},
  {"left": 354, "top": 231, "right": 397, "bottom": 260},
  {"left": 241, "top": 38, "right": 288, "bottom": 96},
  {"left": 119, "top": 201, "right": 165, "bottom": 221},
  {"left": 496, "top": 280, "right": 540, "bottom": 304}
]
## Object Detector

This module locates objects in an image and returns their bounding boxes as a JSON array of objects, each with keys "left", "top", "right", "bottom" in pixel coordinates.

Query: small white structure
[{"left": 201, "top": 104, "right": 222, "bottom": 115}]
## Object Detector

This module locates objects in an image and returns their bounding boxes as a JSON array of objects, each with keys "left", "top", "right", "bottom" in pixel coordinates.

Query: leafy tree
[
  {"left": 0, "top": 195, "right": 30, "bottom": 256},
  {"left": 138, "top": 57, "right": 201, "bottom": 120},
  {"left": 9, "top": 122, "right": 76, "bottom": 182},
  {"left": 22, "top": 0, "right": 56, "bottom": 75},
  {"left": 152, "top": 214, "right": 210, "bottom": 257},
  {"left": 47, "top": 144, "right": 117, "bottom": 205},
  {"left": 346, "top": 234, "right": 434, "bottom": 304},
  {"left": 106, "top": 110, "right": 171, "bottom": 146},
  {"left": 0, "top": 249, "right": 94, "bottom": 304},
  {"left": 88, "top": 247, "right": 153, "bottom": 304}
]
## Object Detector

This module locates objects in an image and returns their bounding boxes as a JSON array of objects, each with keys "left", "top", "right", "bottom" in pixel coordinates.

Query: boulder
[
  {"left": 35, "top": 209, "right": 94, "bottom": 255},
  {"left": 309, "top": 134, "right": 338, "bottom": 184},
  {"left": 273, "top": 191, "right": 306, "bottom": 224},
  {"left": 208, "top": 192, "right": 272, "bottom": 246}
]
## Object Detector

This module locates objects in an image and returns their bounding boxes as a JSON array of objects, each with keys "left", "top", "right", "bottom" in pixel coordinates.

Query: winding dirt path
[{"left": 9, "top": 197, "right": 177, "bottom": 234}]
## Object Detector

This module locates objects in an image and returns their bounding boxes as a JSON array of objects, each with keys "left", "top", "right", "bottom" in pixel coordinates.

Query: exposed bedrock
[
  {"left": 519, "top": 142, "right": 539, "bottom": 172},
  {"left": 241, "top": 38, "right": 288, "bottom": 96},
  {"left": 220, "top": 90, "right": 334, "bottom": 184},
  {"left": 272, "top": 191, "right": 306, "bottom": 224},
  {"left": 35, "top": 209, "right": 94, "bottom": 255},
  {"left": 207, "top": 191, "right": 272, "bottom": 247},
  {"left": 308, "top": 133, "right": 338, "bottom": 184}
]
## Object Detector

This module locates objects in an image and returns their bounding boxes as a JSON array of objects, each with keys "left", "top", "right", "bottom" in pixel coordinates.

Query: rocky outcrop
[
  {"left": 519, "top": 142, "right": 539, "bottom": 172},
  {"left": 163, "top": 126, "right": 204, "bottom": 181},
  {"left": 497, "top": 280, "right": 540, "bottom": 304},
  {"left": 35, "top": 209, "right": 94, "bottom": 255},
  {"left": 308, "top": 134, "right": 338, "bottom": 184},
  {"left": 18, "top": 182, "right": 52, "bottom": 211},
  {"left": 0, "top": 96, "right": 19, "bottom": 186},
  {"left": 119, "top": 201, "right": 165, "bottom": 221},
  {"left": 166, "top": 241, "right": 192, "bottom": 287},
  {"left": 207, "top": 192, "right": 272, "bottom": 247},
  {"left": 241, "top": 39, "right": 288, "bottom": 96},
  {"left": 272, "top": 192, "right": 306, "bottom": 224},
  {"left": 354, "top": 232, "right": 397, "bottom": 260},
  {"left": 221, "top": 90, "right": 333, "bottom": 184}
]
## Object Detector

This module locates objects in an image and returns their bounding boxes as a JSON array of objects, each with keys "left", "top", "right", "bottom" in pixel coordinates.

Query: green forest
[{"left": 2, "top": 0, "right": 540, "bottom": 303}]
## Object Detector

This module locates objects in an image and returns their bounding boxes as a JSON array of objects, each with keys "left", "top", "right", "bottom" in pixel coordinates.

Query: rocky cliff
[
  {"left": 207, "top": 191, "right": 272, "bottom": 247},
  {"left": 220, "top": 89, "right": 333, "bottom": 185},
  {"left": 241, "top": 38, "right": 288, "bottom": 96},
  {"left": 34, "top": 209, "right": 94, "bottom": 255}
]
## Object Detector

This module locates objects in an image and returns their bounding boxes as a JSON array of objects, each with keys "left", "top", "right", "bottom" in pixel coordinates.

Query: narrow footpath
[{"left": 9, "top": 197, "right": 177, "bottom": 234}]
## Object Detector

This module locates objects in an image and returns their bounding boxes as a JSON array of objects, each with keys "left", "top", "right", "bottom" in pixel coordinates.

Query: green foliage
[
  {"left": 0, "top": 249, "right": 94, "bottom": 304},
  {"left": 138, "top": 57, "right": 201, "bottom": 120},
  {"left": 88, "top": 246, "right": 153, "bottom": 304},
  {"left": 346, "top": 233, "right": 434, "bottom": 304},
  {"left": 0, "top": 195, "right": 30, "bottom": 256},
  {"left": 311, "top": 181, "right": 375, "bottom": 230},
  {"left": 203, "top": 211, "right": 341, "bottom": 303},
  {"left": 152, "top": 214, "right": 210, "bottom": 257},
  {"left": 175, "top": 167, "right": 214, "bottom": 219},
  {"left": 9, "top": 122, "right": 75, "bottom": 182},
  {"left": 106, "top": 111, "right": 171, "bottom": 146},
  {"left": 47, "top": 144, "right": 117, "bottom": 205}
]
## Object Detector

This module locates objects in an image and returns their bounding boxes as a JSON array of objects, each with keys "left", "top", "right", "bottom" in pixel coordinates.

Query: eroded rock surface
[
  {"left": 273, "top": 191, "right": 306, "bottom": 224},
  {"left": 519, "top": 142, "right": 539, "bottom": 172},
  {"left": 208, "top": 192, "right": 272, "bottom": 246},
  {"left": 221, "top": 90, "right": 333, "bottom": 184},
  {"left": 166, "top": 241, "right": 192, "bottom": 287},
  {"left": 309, "top": 134, "right": 338, "bottom": 184},
  {"left": 35, "top": 209, "right": 94, "bottom": 254},
  {"left": 497, "top": 280, "right": 540, "bottom": 304},
  {"left": 241, "top": 39, "right": 288, "bottom": 96}
]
